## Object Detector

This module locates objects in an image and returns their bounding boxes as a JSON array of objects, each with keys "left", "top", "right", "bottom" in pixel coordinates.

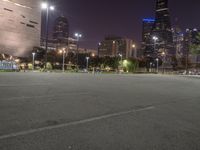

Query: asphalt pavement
[{"left": 0, "top": 72, "right": 200, "bottom": 150}]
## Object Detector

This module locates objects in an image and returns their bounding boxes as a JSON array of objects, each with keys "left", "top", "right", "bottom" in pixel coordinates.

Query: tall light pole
[
  {"left": 59, "top": 48, "right": 66, "bottom": 72},
  {"left": 74, "top": 33, "right": 82, "bottom": 68},
  {"left": 119, "top": 54, "right": 123, "bottom": 72},
  {"left": 32, "top": 52, "right": 36, "bottom": 70},
  {"left": 161, "top": 51, "right": 166, "bottom": 74},
  {"left": 153, "top": 36, "right": 158, "bottom": 53},
  {"left": 41, "top": 2, "right": 54, "bottom": 69},
  {"left": 132, "top": 44, "right": 136, "bottom": 58},
  {"left": 98, "top": 42, "right": 101, "bottom": 57},
  {"left": 150, "top": 62, "right": 153, "bottom": 72},
  {"left": 156, "top": 58, "right": 159, "bottom": 73},
  {"left": 86, "top": 57, "right": 90, "bottom": 71}
]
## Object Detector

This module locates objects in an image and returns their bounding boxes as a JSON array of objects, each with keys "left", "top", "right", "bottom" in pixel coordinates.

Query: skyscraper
[
  {"left": 152, "top": 0, "right": 174, "bottom": 58},
  {"left": 0, "top": 0, "right": 41, "bottom": 56},
  {"left": 142, "top": 18, "right": 155, "bottom": 56},
  {"left": 53, "top": 15, "right": 69, "bottom": 48}
]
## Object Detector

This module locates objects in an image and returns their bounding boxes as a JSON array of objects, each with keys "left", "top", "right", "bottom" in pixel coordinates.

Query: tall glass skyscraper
[
  {"left": 0, "top": 0, "right": 41, "bottom": 56},
  {"left": 53, "top": 15, "right": 69, "bottom": 49},
  {"left": 142, "top": 18, "right": 155, "bottom": 56},
  {"left": 53, "top": 15, "right": 69, "bottom": 41},
  {"left": 152, "top": 0, "right": 175, "bottom": 57}
]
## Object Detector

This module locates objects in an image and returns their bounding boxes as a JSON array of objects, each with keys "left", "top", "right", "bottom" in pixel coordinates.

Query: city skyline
[{"left": 52, "top": 0, "right": 200, "bottom": 49}]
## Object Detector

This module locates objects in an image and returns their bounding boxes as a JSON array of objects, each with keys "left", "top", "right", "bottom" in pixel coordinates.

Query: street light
[
  {"left": 98, "top": 42, "right": 101, "bottom": 57},
  {"left": 132, "top": 44, "right": 137, "bottom": 58},
  {"left": 156, "top": 58, "right": 159, "bottom": 73},
  {"left": 49, "top": 6, "right": 55, "bottom": 11},
  {"left": 41, "top": 2, "right": 55, "bottom": 69},
  {"left": 119, "top": 54, "right": 123, "bottom": 72},
  {"left": 59, "top": 48, "right": 66, "bottom": 72},
  {"left": 150, "top": 62, "right": 153, "bottom": 72},
  {"left": 74, "top": 33, "right": 82, "bottom": 68},
  {"left": 86, "top": 57, "right": 90, "bottom": 71},
  {"left": 91, "top": 53, "right": 95, "bottom": 57},
  {"left": 32, "top": 52, "right": 36, "bottom": 70},
  {"left": 161, "top": 51, "right": 166, "bottom": 74},
  {"left": 153, "top": 36, "right": 158, "bottom": 53},
  {"left": 119, "top": 54, "right": 123, "bottom": 63}
]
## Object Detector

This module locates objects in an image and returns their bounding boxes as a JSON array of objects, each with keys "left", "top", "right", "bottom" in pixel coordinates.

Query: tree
[
  {"left": 46, "top": 62, "right": 53, "bottom": 70},
  {"left": 123, "top": 59, "right": 139, "bottom": 73},
  {"left": 190, "top": 44, "right": 200, "bottom": 55}
]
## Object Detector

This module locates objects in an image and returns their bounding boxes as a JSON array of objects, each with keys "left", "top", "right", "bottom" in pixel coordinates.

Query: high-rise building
[
  {"left": 184, "top": 28, "right": 200, "bottom": 65},
  {"left": 53, "top": 15, "right": 69, "bottom": 49},
  {"left": 98, "top": 36, "right": 136, "bottom": 58},
  {"left": 0, "top": 0, "right": 41, "bottom": 56},
  {"left": 152, "top": 0, "right": 174, "bottom": 58},
  {"left": 142, "top": 18, "right": 155, "bottom": 57},
  {"left": 172, "top": 27, "right": 184, "bottom": 60}
]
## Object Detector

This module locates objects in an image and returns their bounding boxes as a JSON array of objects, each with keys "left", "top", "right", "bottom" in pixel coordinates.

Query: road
[{"left": 0, "top": 73, "right": 200, "bottom": 150}]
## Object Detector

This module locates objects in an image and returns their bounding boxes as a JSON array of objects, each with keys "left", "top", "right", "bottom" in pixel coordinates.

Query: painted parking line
[
  {"left": 0, "top": 83, "right": 52, "bottom": 87},
  {"left": 0, "top": 92, "right": 90, "bottom": 101},
  {"left": 0, "top": 106, "right": 155, "bottom": 140}
]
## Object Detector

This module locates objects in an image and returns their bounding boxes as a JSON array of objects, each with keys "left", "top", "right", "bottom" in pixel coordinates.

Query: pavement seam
[{"left": 0, "top": 106, "right": 155, "bottom": 140}]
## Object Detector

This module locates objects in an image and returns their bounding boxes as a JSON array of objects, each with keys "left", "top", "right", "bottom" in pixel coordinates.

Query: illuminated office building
[{"left": 0, "top": 0, "right": 41, "bottom": 56}]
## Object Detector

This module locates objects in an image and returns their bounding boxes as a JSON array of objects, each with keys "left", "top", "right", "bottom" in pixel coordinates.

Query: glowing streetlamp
[
  {"left": 156, "top": 58, "right": 159, "bottom": 73},
  {"left": 91, "top": 53, "right": 95, "bottom": 57},
  {"left": 32, "top": 52, "right": 36, "bottom": 70},
  {"left": 132, "top": 44, "right": 137, "bottom": 58},
  {"left": 74, "top": 33, "right": 82, "bottom": 67},
  {"left": 86, "top": 57, "right": 90, "bottom": 71},
  {"left": 161, "top": 51, "right": 166, "bottom": 74},
  {"left": 59, "top": 48, "right": 66, "bottom": 72},
  {"left": 150, "top": 62, "right": 153, "bottom": 72},
  {"left": 153, "top": 36, "right": 158, "bottom": 52},
  {"left": 98, "top": 42, "right": 101, "bottom": 57},
  {"left": 41, "top": 2, "right": 55, "bottom": 69}
]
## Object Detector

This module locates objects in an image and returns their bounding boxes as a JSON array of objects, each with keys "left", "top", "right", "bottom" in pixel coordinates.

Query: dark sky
[{"left": 49, "top": 0, "right": 200, "bottom": 49}]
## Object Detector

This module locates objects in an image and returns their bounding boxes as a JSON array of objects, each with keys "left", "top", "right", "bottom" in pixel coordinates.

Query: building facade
[
  {"left": 184, "top": 28, "right": 200, "bottom": 65},
  {"left": 142, "top": 18, "right": 155, "bottom": 57},
  {"left": 172, "top": 28, "right": 200, "bottom": 66},
  {"left": 98, "top": 36, "right": 136, "bottom": 58},
  {"left": 152, "top": 0, "right": 174, "bottom": 58},
  {"left": 0, "top": 0, "right": 41, "bottom": 56},
  {"left": 53, "top": 15, "right": 69, "bottom": 49}
]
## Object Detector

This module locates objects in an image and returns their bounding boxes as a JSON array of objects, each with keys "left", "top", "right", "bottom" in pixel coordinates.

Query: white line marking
[
  {"left": 0, "top": 106, "right": 155, "bottom": 140},
  {"left": 0, "top": 83, "right": 51, "bottom": 87},
  {"left": 0, "top": 92, "right": 90, "bottom": 101}
]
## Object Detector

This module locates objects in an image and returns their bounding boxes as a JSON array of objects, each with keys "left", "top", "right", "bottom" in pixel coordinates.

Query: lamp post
[
  {"left": 156, "top": 58, "right": 159, "bottom": 73},
  {"left": 41, "top": 2, "right": 54, "bottom": 69},
  {"left": 98, "top": 42, "right": 101, "bottom": 57},
  {"left": 119, "top": 54, "right": 123, "bottom": 72},
  {"left": 32, "top": 52, "right": 36, "bottom": 70},
  {"left": 132, "top": 44, "right": 137, "bottom": 58},
  {"left": 153, "top": 36, "right": 158, "bottom": 53},
  {"left": 74, "top": 33, "right": 82, "bottom": 68},
  {"left": 59, "top": 48, "right": 66, "bottom": 72},
  {"left": 161, "top": 51, "right": 166, "bottom": 74},
  {"left": 150, "top": 62, "right": 153, "bottom": 72},
  {"left": 86, "top": 57, "right": 90, "bottom": 71}
]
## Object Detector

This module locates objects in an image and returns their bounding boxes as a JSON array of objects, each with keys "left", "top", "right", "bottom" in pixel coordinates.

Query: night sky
[{"left": 48, "top": 0, "right": 200, "bottom": 49}]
